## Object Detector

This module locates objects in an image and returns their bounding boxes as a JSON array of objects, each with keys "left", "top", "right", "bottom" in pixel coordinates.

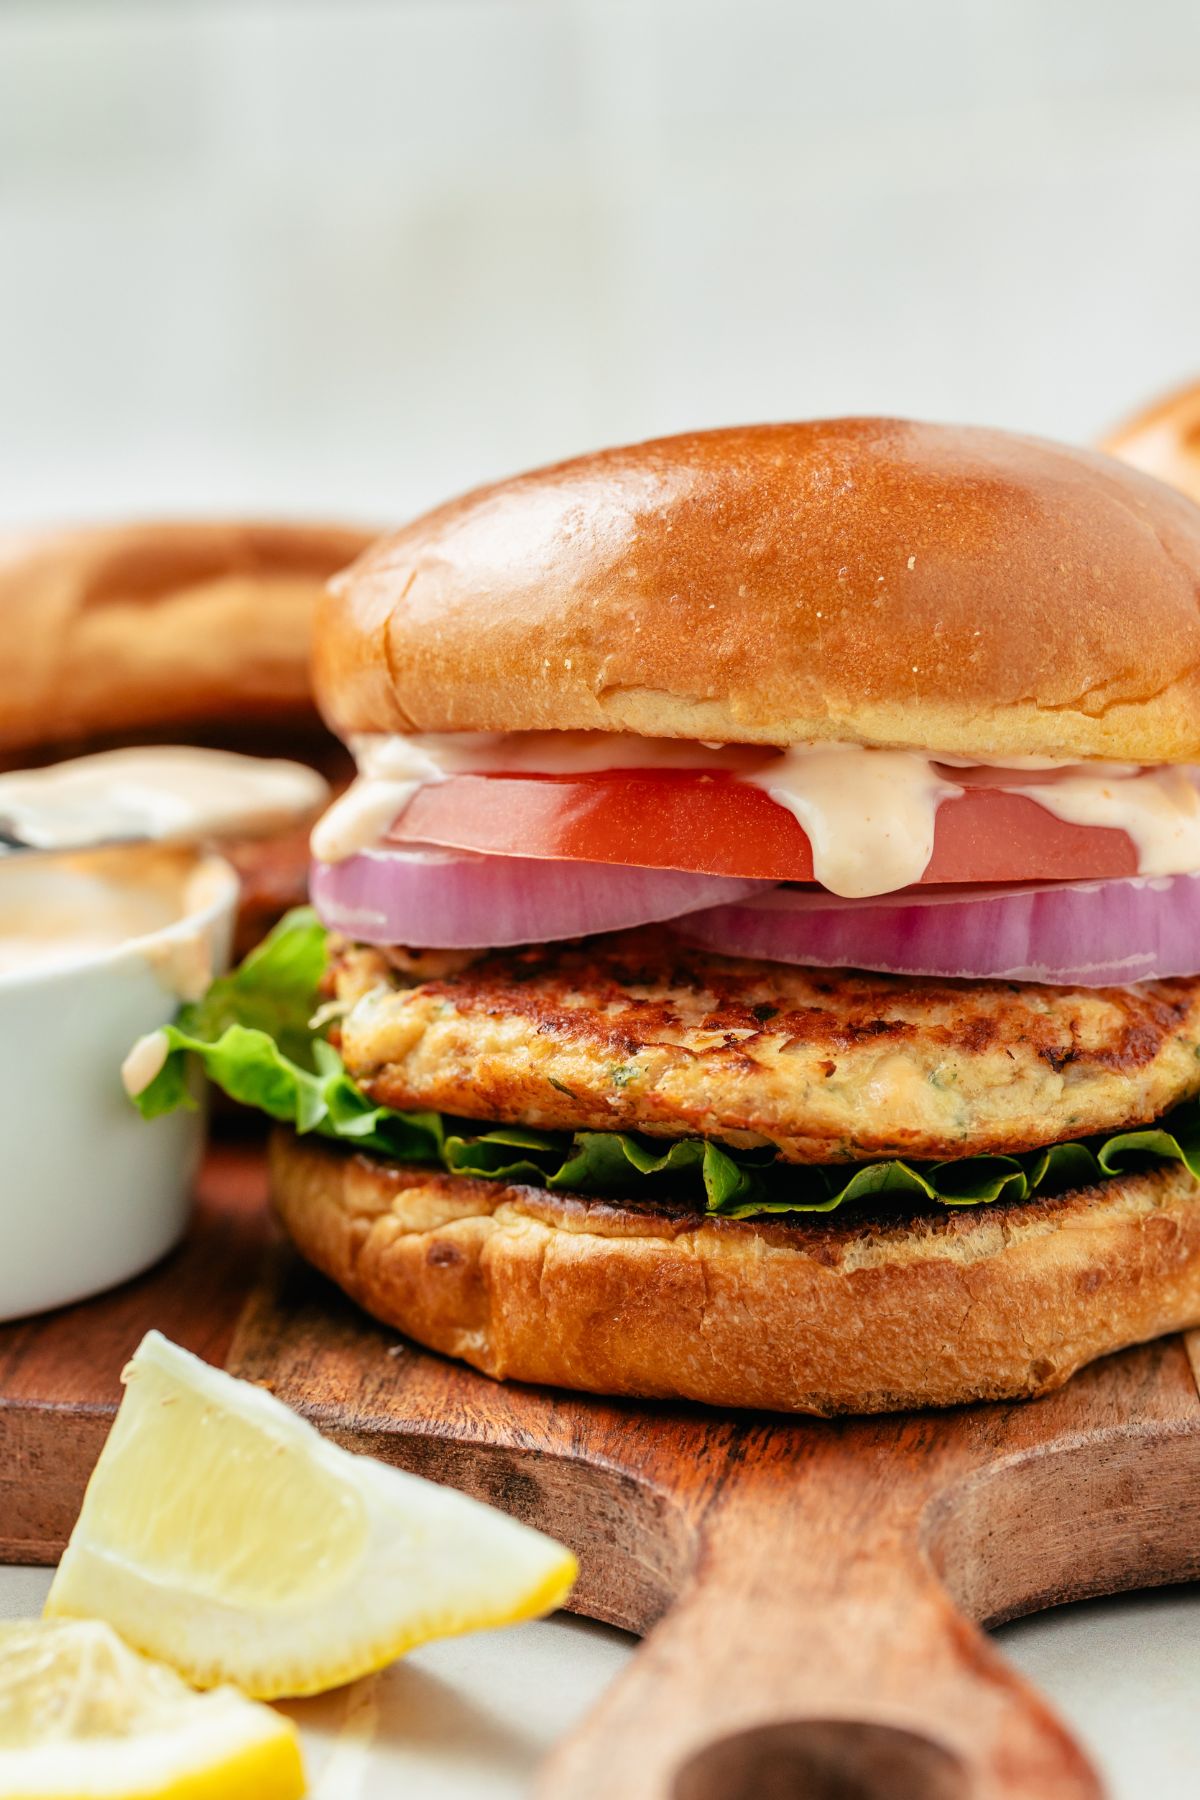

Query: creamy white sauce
[
  {"left": 0, "top": 925, "right": 136, "bottom": 978},
  {"left": 308, "top": 737, "right": 451, "bottom": 866},
  {"left": 1010, "top": 764, "right": 1200, "bottom": 877},
  {"left": 745, "top": 746, "right": 959, "bottom": 897},
  {"left": 0, "top": 862, "right": 176, "bottom": 977},
  {"left": 0, "top": 747, "right": 328, "bottom": 853},
  {"left": 310, "top": 731, "right": 765, "bottom": 864},
  {"left": 311, "top": 731, "right": 1200, "bottom": 899},
  {"left": 0, "top": 848, "right": 236, "bottom": 991},
  {"left": 121, "top": 1029, "right": 170, "bottom": 1096}
]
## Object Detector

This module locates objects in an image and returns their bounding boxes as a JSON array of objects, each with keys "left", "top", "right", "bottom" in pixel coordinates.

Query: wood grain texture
[
  {"left": 0, "top": 1146, "right": 271, "bottom": 1562},
  {"left": 2, "top": 1146, "right": 1200, "bottom": 1798}
]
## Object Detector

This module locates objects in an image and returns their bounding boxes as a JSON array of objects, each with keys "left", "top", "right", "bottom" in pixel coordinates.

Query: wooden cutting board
[{"left": 2, "top": 1144, "right": 1199, "bottom": 1800}]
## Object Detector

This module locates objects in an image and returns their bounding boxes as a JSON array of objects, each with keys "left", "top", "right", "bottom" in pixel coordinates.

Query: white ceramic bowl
[{"left": 0, "top": 848, "right": 238, "bottom": 1320}]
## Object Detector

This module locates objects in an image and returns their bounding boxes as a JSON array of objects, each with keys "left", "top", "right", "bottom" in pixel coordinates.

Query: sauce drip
[
  {"left": 312, "top": 731, "right": 1200, "bottom": 899},
  {"left": 310, "top": 733, "right": 766, "bottom": 864},
  {"left": 744, "top": 746, "right": 959, "bottom": 897},
  {"left": 1011, "top": 765, "right": 1200, "bottom": 878}
]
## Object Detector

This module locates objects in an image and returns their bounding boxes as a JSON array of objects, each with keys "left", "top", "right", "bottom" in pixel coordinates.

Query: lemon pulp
[
  {"left": 45, "top": 1332, "right": 578, "bottom": 1699},
  {"left": 0, "top": 1618, "right": 304, "bottom": 1800}
]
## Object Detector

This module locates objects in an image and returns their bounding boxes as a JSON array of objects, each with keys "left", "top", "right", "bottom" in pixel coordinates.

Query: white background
[
  {"left": 2, "top": 3, "right": 1199, "bottom": 1794},
  {"left": 1, "top": 1, "right": 1199, "bottom": 529}
]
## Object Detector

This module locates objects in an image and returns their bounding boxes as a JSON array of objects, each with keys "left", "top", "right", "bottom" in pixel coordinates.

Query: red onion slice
[
  {"left": 678, "top": 873, "right": 1200, "bottom": 986},
  {"left": 311, "top": 845, "right": 771, "bottom": 948}
]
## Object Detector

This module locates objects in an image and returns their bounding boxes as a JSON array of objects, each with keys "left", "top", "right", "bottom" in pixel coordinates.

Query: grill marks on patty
[{"left": 328, "top": 929, "right": 1200, "bottom": 1165}]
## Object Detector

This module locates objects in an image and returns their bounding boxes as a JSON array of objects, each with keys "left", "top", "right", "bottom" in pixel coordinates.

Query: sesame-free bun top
[
  {"left": 0, "top": 518, "right": 374, "bottom": 757},
  {"left": 317, "top": 418, "right": 1200, "bottom": 763},
  {"left": 1103, "top": 379, "right": 1200, "bottom": 510}
]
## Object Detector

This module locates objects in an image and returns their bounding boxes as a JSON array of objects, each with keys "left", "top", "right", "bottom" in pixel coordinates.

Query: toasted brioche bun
[
  {"left": 0, "top": 519, "right": 374, "bottom": 758},
  {"left": 270, "top": 1132, "right": 1200, "bottom": 1414},
  {"left": 316, "top": 418, "right": 1200, "bottom": 764},
  {"left": 1103, "top": 380, "right": 1200, "bottom": 509}
]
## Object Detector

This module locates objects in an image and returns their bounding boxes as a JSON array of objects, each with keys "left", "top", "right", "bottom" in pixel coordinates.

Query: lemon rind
[{"left": 48, "top": 1549, "right": 578, "bottom": 1701}]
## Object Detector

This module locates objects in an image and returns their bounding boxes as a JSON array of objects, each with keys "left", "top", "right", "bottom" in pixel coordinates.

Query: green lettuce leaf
[
  {"left": 128, "top": 908, "right": 1200, "bottom": 1218},
  {"left": 442, "top": 1126, "right": 767, "bottom": 1211},
  {"left": 131, "top": 908, "right": 443, "bottom": 1160}
]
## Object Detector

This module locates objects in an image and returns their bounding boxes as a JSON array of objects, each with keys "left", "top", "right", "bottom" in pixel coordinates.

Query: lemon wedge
[
  {"left": 44, "top": 1331, "right": 577, "bottom": 1700},
  {"left": 0, "top": 1617, "right": 303, "bottom": 1799}
]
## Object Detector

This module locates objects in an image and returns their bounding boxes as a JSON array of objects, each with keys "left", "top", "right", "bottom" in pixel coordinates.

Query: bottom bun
[{"left": 269, "top": 1132, "right": 1200, "bottom": 1414}]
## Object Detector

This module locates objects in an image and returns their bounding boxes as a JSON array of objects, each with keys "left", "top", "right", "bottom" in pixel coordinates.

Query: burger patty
[{"left": 328, "top": 929, "right": 1200, "bottom": 1164}]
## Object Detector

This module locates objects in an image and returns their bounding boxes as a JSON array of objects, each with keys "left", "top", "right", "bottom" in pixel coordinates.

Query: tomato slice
[{"left": 387, "top": 770, "right": 1137, "bottom": 885}]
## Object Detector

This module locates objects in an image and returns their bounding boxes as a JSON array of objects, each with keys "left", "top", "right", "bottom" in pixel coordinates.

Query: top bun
[
  {"left": 0, "top": 519, "right": 374, "bottom": 758},
  {"left": 1103, "top": 380, "right": 1200, "bottom": 510},
  {"left": 317, "top": 419, "right": 1200, "bottom": 763}
]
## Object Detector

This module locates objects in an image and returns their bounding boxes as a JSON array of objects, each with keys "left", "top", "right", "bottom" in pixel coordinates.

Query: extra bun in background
[
  {"left": 316, "top": 418, "right": 1200, "bottom": 764},
  {"left": 0, "top": 518, "right": 375, "bottom": 760},
  {"left": 0, "top": 518, "right": 376, "bottom": 960},
  {"left": 1102, "top": 379, "right": 1200, "bottom": 510}
]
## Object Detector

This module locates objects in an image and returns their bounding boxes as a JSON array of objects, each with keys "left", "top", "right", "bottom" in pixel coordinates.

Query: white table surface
[{"left": 4, "top": 1565, "right": 1198, "bottom": 1796}]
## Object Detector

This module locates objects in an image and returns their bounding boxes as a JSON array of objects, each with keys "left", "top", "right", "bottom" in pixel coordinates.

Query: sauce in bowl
[
  {"left": 0, "top": 846, "right": 232, "bottom": 990},
  {"left": 0, "top": 845, "right": 240, "bottom": 1320}
]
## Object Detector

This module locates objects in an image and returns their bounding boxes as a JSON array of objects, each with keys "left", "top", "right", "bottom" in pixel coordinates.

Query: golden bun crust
[
  {"left": 1103, "top": 380, "right": 1200, "bottom": 509},
  {"left": 317, "top": 419, "right": 1200, "bottom": 763},
  {"left": 0, "top": 519, "right": 374, "bottom": 757},
  {"left": 270, "top": 1132, "right": 1200, "bottom": 1415}
]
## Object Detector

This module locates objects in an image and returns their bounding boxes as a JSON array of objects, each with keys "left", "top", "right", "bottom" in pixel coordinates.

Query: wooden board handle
[
  {"left": 208, "top": 1215, "right": 1200, "bottom": 1796},
  {"left": 540, "top": 1426, "right": 1100, "bottom": 1800},
  {"left": 7, "top": 1152, "right": 1200, "bottom": 1796}
]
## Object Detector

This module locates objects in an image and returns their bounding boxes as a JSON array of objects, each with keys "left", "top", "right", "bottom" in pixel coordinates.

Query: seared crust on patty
[
  {"left": 330, "top": 929, "right": 1200, "bottom": 1163},
  {"left": 270, "top": 1132, "right": 1200, "bottom": 1413}
]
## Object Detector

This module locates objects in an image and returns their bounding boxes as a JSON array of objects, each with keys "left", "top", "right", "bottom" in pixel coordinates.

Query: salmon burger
[{"left": 128, "top": 419, "right": 1200, "bottom": 1413}]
